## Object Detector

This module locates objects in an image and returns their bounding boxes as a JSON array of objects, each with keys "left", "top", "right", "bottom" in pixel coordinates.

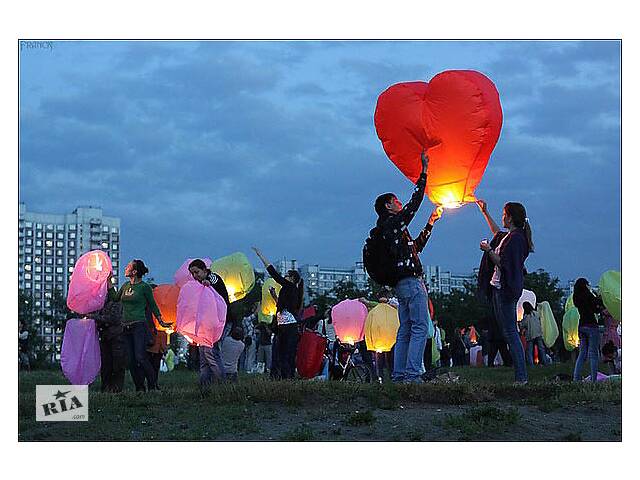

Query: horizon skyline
[{"left": 19, "top": 40, "right": 621, "bottom": 287}]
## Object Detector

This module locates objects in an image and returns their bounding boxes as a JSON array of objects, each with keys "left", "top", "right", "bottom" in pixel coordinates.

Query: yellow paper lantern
[
  {"left": 598, "top": 270, "right": 621, "bottom": 322},
  {"left": 259, "top": 278, "right": 281, "bottom": 323},
  {"left": 562, "top": 307, "right": 580, "bottom": 351},
  {"left": 364, "top": 303, "right": 400, "bottom": 353},
  {"left": 211, "top": 252, "right": 256, "bottom": 303}
]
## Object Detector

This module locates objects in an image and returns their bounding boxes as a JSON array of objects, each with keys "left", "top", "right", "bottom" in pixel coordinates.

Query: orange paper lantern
[{"left": 374, "top": 70, "right": 503, "bottom": 208}]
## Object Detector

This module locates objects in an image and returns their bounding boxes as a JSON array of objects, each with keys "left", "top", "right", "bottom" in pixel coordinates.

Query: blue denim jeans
[
  {"left": 526, "top": 336, "right": 549, "bottom": 366},
  {"left": 491, "top": 287, "right": 528, "bottom": 382},
  {"left": 573, "top": 326, "right": 601, "bottom": 382},
  {"left": 393, "top": 277, "right": 433, "bottom": 382}
]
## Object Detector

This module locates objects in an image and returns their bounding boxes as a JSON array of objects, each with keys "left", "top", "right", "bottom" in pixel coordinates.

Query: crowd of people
[{"left": 18, "top": 152, "right": 620, "bottom": 389}]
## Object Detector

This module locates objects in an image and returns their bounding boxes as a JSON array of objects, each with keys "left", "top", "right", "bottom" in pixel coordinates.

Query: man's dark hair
[
  {"left": 188, "top": 259, "right": 208, "bottom": 271},
  {"left": 375, "top": 193, "right": 396, "bottom": 217},
  {"left": 231, "top": 326, "right": 244, "bottom": 341}
]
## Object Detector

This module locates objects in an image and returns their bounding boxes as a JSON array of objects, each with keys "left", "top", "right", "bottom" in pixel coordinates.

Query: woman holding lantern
[
  {"left": 252, "top": 247, "right": 304, "bottom": 380},
  {"left": 116, "top": 259, "right": 169, "bottom": 391},
  {"left": 477, "top": 200, "right": 534, "bottom": 384}
]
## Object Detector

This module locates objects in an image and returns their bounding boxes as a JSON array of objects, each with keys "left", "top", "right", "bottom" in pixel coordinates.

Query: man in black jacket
[{"left": 374, "top": 151, "right": 442, "bottom": 383}]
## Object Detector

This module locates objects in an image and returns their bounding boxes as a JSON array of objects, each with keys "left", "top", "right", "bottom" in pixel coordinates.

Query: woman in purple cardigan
[{"left": 477, "top": 200, "right": 534, "bottom": 384}]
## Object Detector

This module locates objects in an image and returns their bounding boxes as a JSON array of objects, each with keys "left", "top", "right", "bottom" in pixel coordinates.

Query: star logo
[{"left": 53, "top": 390, "right": 70, "bottom": 400}]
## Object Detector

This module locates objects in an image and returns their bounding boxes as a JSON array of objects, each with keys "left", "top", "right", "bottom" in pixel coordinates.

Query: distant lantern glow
[
  {"left": 211, "top": 252, "right": 256, "bottom": 303},
  {"left": 259, "top": 278, "right": 281, "bottom": 323},
  {"left": 153, "top": 284, "right": 180, "bottom": 343},
  {"left": 364, "top": 303, "right": 400, "bottom": 353},
  {"left": 67, "top": 250, "right": 113, "bottom": 314},
  {"left": 374, "top": 70, "right": 503, "bottom": 208},
  {"left": 332, "top": 299, "right": 368, "bottom": 345}
]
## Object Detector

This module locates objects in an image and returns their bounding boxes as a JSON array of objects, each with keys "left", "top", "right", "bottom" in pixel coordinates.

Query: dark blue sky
[{"left": 19, "top": 40, "right": 621, "bottom": 286}]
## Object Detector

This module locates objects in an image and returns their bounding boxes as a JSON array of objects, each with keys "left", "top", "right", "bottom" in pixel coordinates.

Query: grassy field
[{"left": 18, "top": 363, "right": 621, "bottom": 442}]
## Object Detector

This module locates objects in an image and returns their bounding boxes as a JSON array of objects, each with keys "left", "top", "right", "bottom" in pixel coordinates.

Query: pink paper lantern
[
  {"left": 331, "top": 299, "right": 368, "bottom": 344},
  {"left": 176, "top": 280, "right": 227, "bottom": 347},
  {"left": 60, "top": 318, "right": 101, "bottom": 385},
  {"left": 174, "top": 257, "right": 213, "bottom": 288},
  {"left": 67, "top": 250, "right": 113, "bottom": 314}
]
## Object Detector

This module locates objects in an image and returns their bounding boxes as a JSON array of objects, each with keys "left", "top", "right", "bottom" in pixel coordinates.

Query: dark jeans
[
  {"left": 424, "top": 337, "right": 433, "bottom": 370},
  {"left": 526, "top": 336, "right": 549, "bottom": 366},
  {"left": 99, "top": 333, "right": 127, "bottom": 393},
  {"left": 488, "top": 340, "right": 513, "bottom": 367},
  {"left": 272, "top": 324, "right": 299, "bottom": 379},
  {"left": 148, "top": 351, "right": 164, "bottom": 385},
  {"left": 199, "top": 342, "right": 225, "bottom": 386},
  {"left": 124, "top": 322, "right": 158, "bottom": 391},
  {"left": 491, "top": 287, "right": 527, "bottom": 382}
]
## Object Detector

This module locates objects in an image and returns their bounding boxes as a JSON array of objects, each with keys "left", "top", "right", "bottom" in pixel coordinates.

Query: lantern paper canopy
[
  {"left": 153, "top": 284, "right": 180, "bottom": 337},
  {"left": 598, "top": 270, "right": 621, "bottom": 322},
  {"left": 537, "top": 301, "right": 559, "bottom": 348},
  {"left": 374, "top": 70, "right": 503, "bottom": 208},
  {"left": 563, "top": 307, "right": 580, "bottom": 351},
  {"left": 364, "top": 303, "right": 400, "bottom": 353},
  {"left": 60, "top": 318, "right": 101, "bottom": 385},
  {"left": 259, "top": 278, "right": 282, "bottom": 323},
  {"left": 176, "top": 281, "right": 227, "bottom": 347},
  {"left": 174, "top": 257, "right": 212, "bottom": 288},
  {"left": 516, "top": 289, "right": 537, "bottom": 321},
  {"left": 331, "top": 299, "right": 368, "bottom": 345},
  {"left": 67, "top": 250, "right": 113, "bottom": 315},
  {"left": 211, "top": 252, "right": 256, "bottom": 303}
]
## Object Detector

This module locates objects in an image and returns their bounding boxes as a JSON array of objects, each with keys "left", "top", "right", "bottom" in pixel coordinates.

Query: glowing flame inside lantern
[
  {"left": 343, "top": 337, "right": 355, "bottom": 345},
  {"left": 438, "top": 191, "right": 466, "bottom": 209},
  {"left": 227, "top": 287, "right": 237, "bottom": 303}
]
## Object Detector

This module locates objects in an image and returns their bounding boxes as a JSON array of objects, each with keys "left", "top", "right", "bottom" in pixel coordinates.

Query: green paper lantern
[
  {"left": 538, "top": 301, "right": 559, "bottom": 348},
  {"left": 211, "top": 252, "right": 256, "bottom": 303},
  {"left": 598, "top": 270, "right": 621, "bottom": 322}
]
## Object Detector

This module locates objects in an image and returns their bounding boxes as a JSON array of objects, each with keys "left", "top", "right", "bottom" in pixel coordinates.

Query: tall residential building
[
  {"left": 291, "top": 262, "right": 367, "bottom": 303},
  {"left": 423, "top": 265, "right": 477, "bottom": 294},
  {"left": 18, "top": 203, "right": 121, "bottom": 357}
]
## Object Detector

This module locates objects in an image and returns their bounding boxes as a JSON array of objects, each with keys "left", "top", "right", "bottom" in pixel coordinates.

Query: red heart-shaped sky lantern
[{"left": 374, "top": 70, "right": 503, "bottom": 208}]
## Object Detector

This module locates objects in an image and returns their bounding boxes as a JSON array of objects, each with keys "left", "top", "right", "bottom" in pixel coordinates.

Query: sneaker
[{"left": 513, "top": 380, "right": 528, "bottom": 386}]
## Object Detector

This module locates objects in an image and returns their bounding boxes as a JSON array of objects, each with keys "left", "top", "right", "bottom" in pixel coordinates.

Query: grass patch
[
  {"left": 443, "top": 406, "right": 520, "bottom": 439},
  {"left": 18, "top": 363, "right": 621, "bottom": 441},
  {"left": 346, "top": 410, "right": 376, "bottom": 427},
  {"left": 281, "top": 424, "right": 314, "bottom": 441}
]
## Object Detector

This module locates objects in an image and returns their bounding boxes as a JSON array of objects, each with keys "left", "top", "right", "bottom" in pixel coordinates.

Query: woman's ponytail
[{"left": 505, "top": 202, "right": 535, "bottom": 253}]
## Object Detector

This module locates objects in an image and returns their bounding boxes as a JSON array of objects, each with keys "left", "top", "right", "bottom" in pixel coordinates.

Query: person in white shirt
[{"left": 221, "top": 327, "right": 246, "bottom": 382}]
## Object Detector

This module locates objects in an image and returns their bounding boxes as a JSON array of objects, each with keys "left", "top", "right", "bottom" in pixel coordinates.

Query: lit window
[
  {"left": 56, "top": 242, "right": 63, "bottom": 248},
  {"left": 69, "top": 224, "right": 76, "bottom": 230},
  {"left": 35, "top": 284, "right": 41, "bottom": 290},
  {"left": 68, "top": 266, "right": 74, "bottom": 273},
  {"left": 26, "top": 230, "right": 33, "bottom": 237},
  {"left": 36, "top": 223, "right": 42, "bottom": 229},
  {"left": 26, "top": 238, "right": 32, "bottom": 245},
  {"left": 26, "top": 256, "right": 32, "bottom": 262},
  {"left": 56, "top": 259, "right": 63, "bottom": 265},
  {"left": 26, "top": 247, "right": 32, "bottom": 254},
  {"left": 101, "top": 242, "right": 109, "bottom": 249},
  {"left": 111, "top": 227, "right": 118, "bottom": 233},
  {"left": 36, "top": 231, "right": 42, "bottom": 238},
  {"left": 25, "top": 282, "right": 31, "bottom": 288},
  {"left": 69, "top": 232, "right": 76, "bottom": 239},
  {"left": 35, "top": 266, "right": 42, "bottom": 273},
  {"left": 45, "top": 267, "right": 52, "bottom": 273},
  {"left": 24, "top": 264, "right": 31, "bottom": 271},
  {"left": 24, "top": 273, "right": 31, "bottom": 280},
  {"left": 26, "top": 222, "right": 32, "bottom": 228},
  {"left": 44, "top": 292, "right": 52, "bottom": 299},
  {"left": 36, "top": 240, "right": 42, "bottom": 247},
  {"left": 56, "top": 267, "right": 63, "bottom": 273},
  {"left": 113, "top": 243, "right": 118, "bottom": 250},
  {"left": 47, "top": 224, "right": 53, "bottom": 230},
  {"left": 103, "top": 226, "right": 109, "bottom": 232},
  {"left": 34, "top": 257, "right": 41, "bottom": 264},
  {"left": 56, "top": 276, "right": 63, "bottom": 282},
  {"left": 46, "top": 258, "right": 53, "bottom": 265},
  {"left": 56, "top": 249, "right": 63, "bottom": 256},
  {"left": 46, "top": 232, "right": 53, "bottom": 239},
  {"left": 57, "top": 233, "right": 64, "bottom": 239},
  {"left": 45, "top": 249, "right": 52, "bottom": 255}
]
